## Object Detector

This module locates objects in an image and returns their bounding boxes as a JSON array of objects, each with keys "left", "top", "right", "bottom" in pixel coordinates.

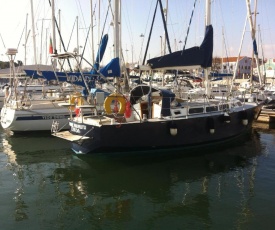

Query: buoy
[
  {"left": 74, "top": 107, "right": 81, "bottom": 117},
  {"left": 223, "top": 112, "right": 231, "bottom": 123},
  {"left": 124, "top": 101, "right": 131, "bottom": 118},
  {"left": 207, "top": 117, "right": 215, "bottom": 134},
  {"left": 104, "top": 93, "right": 126, "bottom": 115},
  {"left": 241, "top": 110, "right": 248, "bottom": 125},
  {"left": 169, "top": 122, "right": 177, "bottom": 136}
]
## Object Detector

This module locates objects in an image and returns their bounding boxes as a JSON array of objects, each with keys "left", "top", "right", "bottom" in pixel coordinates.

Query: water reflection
[
  {"left": 0, "top": 127, "right": 270, "bottom": 229},
  {"left": 51, "top": 130, "right": 264, "bottom": 228},
  {"left": 1, "top": 130, "right": 71, "bottom": 164},
  {"left": 0, "top": 130, "right": 72, "bottom": 223}
]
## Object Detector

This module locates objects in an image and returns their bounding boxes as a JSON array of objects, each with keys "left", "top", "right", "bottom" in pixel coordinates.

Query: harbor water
[{"left": 0, "top": 123, "right": 275, "bottom": 230}]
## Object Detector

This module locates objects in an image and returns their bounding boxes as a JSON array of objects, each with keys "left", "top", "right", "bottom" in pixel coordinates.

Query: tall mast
[
  {"left": 51, "top": 0, "right": 57, "bottom": 55},
  {"left": 163, "top": 0, "right": 168, "bottom": 55},
  {"left": 24, "top": 14, "right": 30, "bottom": 65},
  {"left": 204, "top": 0, "right": 211, "bottom": 97},
  {"left": 246, "top": 0, "right": 262, "bottom": 86},
  {"left": 30, "top": 0, "right": 37, "bottom": 65},
  {"left": 113, "top": 0, "right": 120, "bottom": 59},
  {"left": 98, "top": 0, "right": 101, "bottom": 52},
  {"left": 90, "top": 0, "right": 95, "bottom": 63},
  {"left": 58, "top": 9, "right": 61, "bottom": 54}
]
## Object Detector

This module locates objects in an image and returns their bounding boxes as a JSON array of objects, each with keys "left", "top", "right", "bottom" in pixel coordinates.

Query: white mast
[
  {"left": 204, "top": 0, "right": 211, "bottom": 97},
  {"left": 113, "top": 0, "right": 120, "bottom": 59},
  {"left": 112, "top": 0, "right": 121, "bottom": 92},
  {"left": 24, "top": 14, "right": 30, "bottom": 65},
  {"left": 163, "top": 0, "right": 168, "bottom": 55},
  {"left": 51, "top": 0, "right": 56, "bottom": 55},
  {"left": 246, "top": 0, "right": 262, "bottom": 86},
  {"left": 221, "top": 26, "right": 224, "bottom": 73},
  {"left": 30, "top": 0, "right": 37, "bottom": 65},
  {"left": 58, "top": 9, "right": 61, "bottom": 54},
  {"left": 90, "top": 0, "right": 95, "bottom": 64},
  {"left": 98, "top": 0, "right": 101, "bottom": 53},
  {"left": 76, "top": 16, "right": 80, "bottom": 68}
]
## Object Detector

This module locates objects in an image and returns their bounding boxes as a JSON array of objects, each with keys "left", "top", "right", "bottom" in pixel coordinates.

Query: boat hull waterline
[{"left": 0, "top": 106, "right": 72, "bottom": 132}]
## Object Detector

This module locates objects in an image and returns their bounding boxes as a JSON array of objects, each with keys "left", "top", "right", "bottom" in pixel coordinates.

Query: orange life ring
[{"left": 104, "top": 93, "right": 126, "bottom": 115}]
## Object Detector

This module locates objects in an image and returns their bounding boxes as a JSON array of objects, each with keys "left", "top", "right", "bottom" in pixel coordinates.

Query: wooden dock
[{"left": 256, "top": 108, "right": 275, "bottom": 123}]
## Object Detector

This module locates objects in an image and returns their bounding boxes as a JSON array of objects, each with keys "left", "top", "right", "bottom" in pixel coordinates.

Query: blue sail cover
[
  {"left": 99, "top": 57, "right": 121, "bottom": 77},
  {"left": 24, "top": 69, "right": 97, "bottom": 88},
  {"left": 24, "top": 57, "right": 120, "bottom": 88},
  {"left": 147, "top": 25, "right": 213, "bottom": 69},
  {"left": 94, "top": 34, "right": 108, "bottom": 71}
]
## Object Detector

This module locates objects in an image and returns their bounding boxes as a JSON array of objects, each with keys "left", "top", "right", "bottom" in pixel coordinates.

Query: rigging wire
[
  {"left": 216, "top": 0, "right": 231, "bottom": 72},
  {"left": 222, "top": 29, "right": 231, "bottom": 73},
  {"left": 138, "top": 0, "right": 154, "bottom": 64},
  {"left": 66, "top": 17, "right": 77, "bottom": 51},
  {"left": 181, "top": 0, "right": 197, "bottom": 53},
  {"left": 121, "top": 0, "right": 136, "bottom": 63},
  {"left": 17, "top": 28, "right": 25, "bottom": 51},
  {"left": 0, "top": 33, "right": 6, "bottom": 49},
  {"left": 258, "top": 24, "right": 266, "bottom": 84},
  {"left": 142, "top": 0, "right": 159, "bottom": 65}
]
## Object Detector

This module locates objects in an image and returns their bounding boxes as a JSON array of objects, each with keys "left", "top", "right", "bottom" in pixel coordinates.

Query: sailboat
[
  {"left": 51, "top": 0, "right": 262, "bottom": 154},
  {"left": 0, "top": 2, "right": 98, "bottom": 133},
  {"left": 0, "top": 49, "right": 86, "bottom": 132}
]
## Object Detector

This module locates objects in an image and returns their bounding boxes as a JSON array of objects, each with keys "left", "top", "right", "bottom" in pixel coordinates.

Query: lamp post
[
  {"left": 140, "top": 33, "right": 144, "bottom": 64},
  {"left": 179, "top": 40, "right": 182, "bottom": 51},
  {"left": 160, "top": 36, "right": 163, "bottom": 56}
]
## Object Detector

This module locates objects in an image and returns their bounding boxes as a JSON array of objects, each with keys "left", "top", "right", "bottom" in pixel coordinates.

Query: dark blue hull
[{"left": 69, "top": 106, "right": 260, "bottom": 154}]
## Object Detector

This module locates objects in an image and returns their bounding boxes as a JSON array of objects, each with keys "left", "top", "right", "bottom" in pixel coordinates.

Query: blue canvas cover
[
  {"left": 93, "top": 34, "right": 108, "bottom": 71},
  {"left": 99, "top": 57, "right": 121, "bottom": 77},
  {"left": 24, "top": 69, "right": 97, "bottom": 88},
  {"left": 147, "top": 25, "right": 213, "bottom": 69},
  {"left": 159, "top": 89, "right": 175, "bottom": 116}
]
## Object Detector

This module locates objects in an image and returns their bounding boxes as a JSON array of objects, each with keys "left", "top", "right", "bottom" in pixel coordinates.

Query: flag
[{"left": 49, "top": 37, "right": 53, "bottom": 54}]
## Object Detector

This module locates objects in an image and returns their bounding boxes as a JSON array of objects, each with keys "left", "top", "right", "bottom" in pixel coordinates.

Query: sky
[{"left": 0, "top": 0, "right": 275, "bottom": 68}]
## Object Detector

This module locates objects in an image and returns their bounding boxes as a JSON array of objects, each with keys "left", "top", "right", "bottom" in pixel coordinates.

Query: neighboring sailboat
[
  {"left": 51, "top": 0, "right": 262, "bottom": 154},
  {"left": 0, "top": 1, "right": 109, "bottom": 133},
  {"left": 0, "top": 48, "right": 94, "bottom": 132}
]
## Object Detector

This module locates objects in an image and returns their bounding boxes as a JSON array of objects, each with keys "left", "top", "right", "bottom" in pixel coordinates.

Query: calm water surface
[{"left": 0, "top": 124, "right": 275, "bottom": 230}]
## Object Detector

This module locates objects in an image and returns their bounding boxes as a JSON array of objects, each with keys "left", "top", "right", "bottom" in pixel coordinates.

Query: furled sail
[{"left": 147, "top": 25, "right": 213, "bottom": 70}]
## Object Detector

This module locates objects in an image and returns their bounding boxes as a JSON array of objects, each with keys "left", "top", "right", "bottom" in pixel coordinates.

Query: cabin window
[
  {"left": 219, "top": 104, "right": 229, "bottom": 110},
  {"left": 206, "top": 106, "right": 218, "bottom": 112},
  {"left": 189, "top": 107, "right": 204, "bottom": 114}
]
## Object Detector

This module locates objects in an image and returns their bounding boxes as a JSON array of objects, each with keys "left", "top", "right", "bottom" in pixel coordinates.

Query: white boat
[{"left": 0, "top": 49, "right": 93, "bottom": 132}]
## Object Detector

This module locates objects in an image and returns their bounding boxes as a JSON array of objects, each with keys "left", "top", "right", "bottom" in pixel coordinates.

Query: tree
[{"left": 0, "top": 61, "right": 9, "bottom": 69}]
